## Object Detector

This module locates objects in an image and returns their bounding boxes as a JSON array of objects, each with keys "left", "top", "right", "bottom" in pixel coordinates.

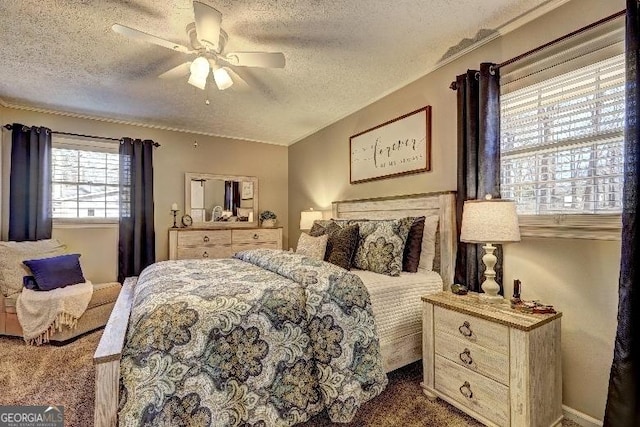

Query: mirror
[{"left": 185, "top": 173, "right": 259, "bottom": 227}]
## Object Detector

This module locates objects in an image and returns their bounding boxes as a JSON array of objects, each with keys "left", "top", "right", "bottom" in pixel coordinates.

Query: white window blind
[
  {"left": 51, "top": 138, "right": 120, "bottom": 219},
  {"left": 500, "top": 53, "right": 625, "bottom": 215}
]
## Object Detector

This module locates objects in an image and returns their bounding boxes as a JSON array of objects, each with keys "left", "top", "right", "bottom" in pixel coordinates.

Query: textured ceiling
[{"left": 0, "top": 0, "right": 558, "bottom": 145}]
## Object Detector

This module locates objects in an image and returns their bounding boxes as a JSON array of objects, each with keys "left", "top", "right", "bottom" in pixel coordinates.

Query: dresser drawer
[
  {"left": 178, "top": 230, "right": 231, "bottom": 247},
  {"left": 232, "top": 242, "right": 279, "bottom": 252},
  {"left": 434, "top": 306, "right": 509, "bottom": 355},
  {"left": 233, "top": 229, "right": 280, "bottom": 244},
  {"left": 435, "top": 330, "right": 509, "bottom": 386},
  {"left": 177, "top": 246, "right": 234, "bottom": 260},
  {"left": 435, "top": 355, "right": 509, "bottom": 426}
]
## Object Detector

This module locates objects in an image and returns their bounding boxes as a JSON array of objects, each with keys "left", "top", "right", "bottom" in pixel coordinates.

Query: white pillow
[
  {"left": 419, "top": 215, "right": 440, "bottom": 271},
  {"left": 296, "top": 233, "right": 328, "bottom": 260}
]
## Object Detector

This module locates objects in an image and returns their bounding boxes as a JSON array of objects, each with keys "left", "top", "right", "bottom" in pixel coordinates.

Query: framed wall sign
[{"left": 350, "top": 106, "right": 431, "bottom": 184}]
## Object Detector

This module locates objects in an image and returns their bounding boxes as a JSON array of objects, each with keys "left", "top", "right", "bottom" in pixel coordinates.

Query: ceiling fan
[{"left": 112, "top": 1, "right": 285, "bottom": 91}]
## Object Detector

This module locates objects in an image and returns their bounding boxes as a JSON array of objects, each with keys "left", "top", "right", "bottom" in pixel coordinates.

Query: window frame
[
  {"left": 500, "top": 50, "right": 624, "bottom": 241},
  {"left": 51, "top": 136, "right": 120, "bottom": 227}
]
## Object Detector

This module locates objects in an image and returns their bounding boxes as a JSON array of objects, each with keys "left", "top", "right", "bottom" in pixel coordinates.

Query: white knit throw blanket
[{"left": 16, "top": 281, "right": 93, "bottom": 345}]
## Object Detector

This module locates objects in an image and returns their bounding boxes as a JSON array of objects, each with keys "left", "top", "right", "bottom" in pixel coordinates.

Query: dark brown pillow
[
  {"left": 324, "top": 223, "right": 360, "bottom": 270},
  {"left": 309, "top": 220, "right": 360, "bottom": 270},
  {"left": 403, "top": 216, "right": 425, "bottom": 272}
]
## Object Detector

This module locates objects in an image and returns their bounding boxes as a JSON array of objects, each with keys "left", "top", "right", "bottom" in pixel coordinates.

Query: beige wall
[
  {"left": 0, "top": 108, "right": 288, "bottom": 282},
  {"left": 288, "top": 0, "right": 622, "bottom": 420}
]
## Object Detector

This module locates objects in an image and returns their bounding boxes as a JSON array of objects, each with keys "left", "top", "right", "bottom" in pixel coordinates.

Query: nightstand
[{"left": 422, "top": 292, "right": 562, "bottom": 427}]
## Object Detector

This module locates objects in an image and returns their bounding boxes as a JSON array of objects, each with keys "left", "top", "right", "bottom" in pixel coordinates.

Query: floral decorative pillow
[
  {"left": 296, "top": 233, "right": 328, "bottom": 260},
  {"left": 352, "top": 218, "right": 414, "bottom": 276}
]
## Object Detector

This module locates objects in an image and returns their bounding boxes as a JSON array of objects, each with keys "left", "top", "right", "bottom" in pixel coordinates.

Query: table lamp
[
  {"left": 460, "top": 195, "right": 521, "bottom": 303},
  {"left": 300, "top": 209, "right": 323, "bottom": 231}
]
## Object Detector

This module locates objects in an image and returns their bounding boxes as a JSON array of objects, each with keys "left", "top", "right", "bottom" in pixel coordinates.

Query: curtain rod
[
  {"left": 2, "top": 124, "right": 161, "bottom": 147},
  {"left": 449, "top": 9, "right": 625, "bottom": 90}
]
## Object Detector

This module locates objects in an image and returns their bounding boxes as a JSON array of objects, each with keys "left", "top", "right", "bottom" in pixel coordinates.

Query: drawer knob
[
  {"left": 458, "top": 321, "right": 473, "bottom": 338},
  {"left": 202, "top": 251, "right": 209, "bottom": 258},
  {"left": 253, "top": 233, "right": 259, "bottom": 239},
  {"left": 459, "top": 381, "right": 473, "bottom": 399},
  {"left": 203, "top": 236, "right": 210, "bottom": 242},
  {"left": 459, "top": 348, "right": 473, "bottom": 365}
]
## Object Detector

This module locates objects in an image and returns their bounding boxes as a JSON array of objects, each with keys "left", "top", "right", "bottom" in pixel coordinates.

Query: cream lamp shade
[
  {"left": 300, "top": 209, "right": 323, "bottom": 231},
  {"left": 460, "top": 198, "right": 521, "bottom": 244},
  {"left": 460, "top": 196, "right": 520, "bottom": 303}
]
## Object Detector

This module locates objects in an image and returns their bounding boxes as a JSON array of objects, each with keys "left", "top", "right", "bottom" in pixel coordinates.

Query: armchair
[{"left": 0, "top": 239, "right": 121, "bottom": 343}]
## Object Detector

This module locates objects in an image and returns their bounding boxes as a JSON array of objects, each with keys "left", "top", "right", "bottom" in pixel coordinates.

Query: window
[
  {"left": 500, "top": 54, "right": 625, "bottom": 216},
  {"left": 51, "top": 138, "right": 120, "bottom": 221},
  {"left": 498, "top": 14, "right": 625, "bottom": 241}
]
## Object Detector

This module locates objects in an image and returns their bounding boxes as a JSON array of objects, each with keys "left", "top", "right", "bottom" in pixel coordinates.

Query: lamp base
[
  {"left": 479, "top": 293, "right": 504, "bottom": 304},
  {"left": 480, "top": 243, "right": 503, "bottom": 304}
]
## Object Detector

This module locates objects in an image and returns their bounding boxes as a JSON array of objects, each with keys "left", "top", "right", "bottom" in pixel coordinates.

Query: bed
[
  {"left": 93, "top": 191, "right": 455, "bottom": 427},
  {"left": 331, "top": 192, "right": 456, "bottom": 372}
]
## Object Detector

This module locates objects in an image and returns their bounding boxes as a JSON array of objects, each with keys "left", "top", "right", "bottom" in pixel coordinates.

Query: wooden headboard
[{"left": 332, "top": 192, "right": 456, "bottom": 289}]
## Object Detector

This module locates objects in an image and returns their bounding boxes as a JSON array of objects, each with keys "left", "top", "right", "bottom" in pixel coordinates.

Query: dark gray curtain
[
  {"left": 453, "top": 63, "right": 503, "bottom": 293},
  {"left": 8, "top": 123, "right": 52, "bottom": 241},
  {"left": 118, "top": 138, "right": 156, "bottom": 283},
  {"left": 224, "top": 180, "right": 240, "bottom": 215},
  {"left": 604, "top": 1, "right": 640, "bottom": 425}
]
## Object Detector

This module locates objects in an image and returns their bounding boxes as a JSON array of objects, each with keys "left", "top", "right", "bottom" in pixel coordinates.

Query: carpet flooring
[{"left": 0, "top": 330, "right": 580, "bottom": 426}]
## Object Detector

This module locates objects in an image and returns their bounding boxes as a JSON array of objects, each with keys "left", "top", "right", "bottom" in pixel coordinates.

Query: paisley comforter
[{"left": 119, "top": 249, "right": 388, "bottom": 426}]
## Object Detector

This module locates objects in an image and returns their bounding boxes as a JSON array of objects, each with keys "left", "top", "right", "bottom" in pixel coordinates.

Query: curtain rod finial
[{"left": 450, "top": 81, "right": 458, "bottom": 90}]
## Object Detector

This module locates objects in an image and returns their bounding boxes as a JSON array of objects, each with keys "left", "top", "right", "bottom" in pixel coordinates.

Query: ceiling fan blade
[
  {"left": 224, "top": 52, "right": 286, "bottom": 68},
  {"left": 193, "top": 1, "right": 222, "bottom": 51},
  {"left": 224, "top": 67, "right": 251, "bottom": 91},
  {"left": 158, "top": 62, "right": 192, "bottom": 79},
  {"left": 111, "top": 24, "right": 192, "bottom": 54}
]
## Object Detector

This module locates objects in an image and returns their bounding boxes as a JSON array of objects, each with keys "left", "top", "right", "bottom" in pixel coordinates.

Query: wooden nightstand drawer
[
  {"left": 177, "top": 245, "right": 234, "bottom": 260},
  {"left": 233, "top": 228, "right": 280, "bottom": 243},
  {"left": 178, "top": 230, "right": 231, "bottom": 247},
  {"left": 435, "top": 355, "right": 509, "bottom": 426},
  {"left": 435, "top": 330, "right": 509, "bottom": 385},
  {"left": 434, "top": 305, "right": 509, "bottom": 355}
]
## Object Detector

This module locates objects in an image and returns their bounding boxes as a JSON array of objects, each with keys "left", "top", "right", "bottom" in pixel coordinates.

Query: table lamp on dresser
[
  {"left": 460, "top": 195, "right": 521, "bottom": 303},
  {"left": 300, "top": 209, "right": 323, "bottom": 231}
]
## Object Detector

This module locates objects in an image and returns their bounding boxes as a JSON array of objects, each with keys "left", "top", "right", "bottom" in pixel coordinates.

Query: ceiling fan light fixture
[
  {"left": 187, "top": 73, "right": 208, "bottom": 90},
  {"left": 188, "top": 56, "right": 210, "bottom": 90},
  {"left": 190, "top": 56, "right": 210, "bottom": 77},
  {"left": 213, "top": 67, "right": 233, "bottom": 90}
]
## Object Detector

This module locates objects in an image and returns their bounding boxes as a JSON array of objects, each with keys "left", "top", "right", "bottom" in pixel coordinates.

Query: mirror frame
[{"left": 184, "top": 172, "right": 259, "bottom": 228}]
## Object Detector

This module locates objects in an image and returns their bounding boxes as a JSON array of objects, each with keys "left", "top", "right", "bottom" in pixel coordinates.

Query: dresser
[
  {"left": 168, "top": 227, "right": 283, "bottom": 260},
  {"left": 422, "top": 292, "right": 562, "bottom": 427}
]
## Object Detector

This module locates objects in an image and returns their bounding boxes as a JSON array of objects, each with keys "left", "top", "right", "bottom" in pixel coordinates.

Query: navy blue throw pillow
[
  {"left": 23, "top": 276, "right": 39, "bottom": 290},
  {"left": 23, "top": 254, "right": 85, "bottom": 291}
]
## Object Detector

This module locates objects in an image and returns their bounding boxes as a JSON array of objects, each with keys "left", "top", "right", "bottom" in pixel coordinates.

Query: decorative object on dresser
[
  {"left": 181, "top": 214, "right": 193, "bottom": 227},
  {"left": 260, "top": 210, "right": 277, "bottom": 227},
  {"left": 460, "top": 195, "right": 521, "bottom": 303},
  {"left": 350, "top": 106, "right": 432, "bottom": 184},
  {"left": 422, "top": 291, "right": 562, "bottom": 427},
  {"left": 168, "top": 227, "right": 283, "bottom": 260},
  {"left": 170, "top": 203, "right": 179, "bottom": 228},
  {"left": 299, "top": 209, "right": 323, "bottom": 231}
]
